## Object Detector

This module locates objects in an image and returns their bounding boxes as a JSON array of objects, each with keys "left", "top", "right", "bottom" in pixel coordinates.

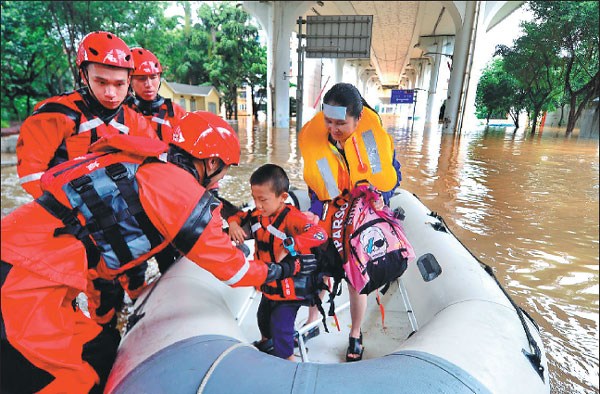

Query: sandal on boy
[
  {"left": 252, "top": 338, "right": 274, "bottom": 354},
  {"left": 293, "top": 326, "right": 320, "bottom": 348},
  {"left": 345, "top": 332, "right": 364, "bottom": 362}
]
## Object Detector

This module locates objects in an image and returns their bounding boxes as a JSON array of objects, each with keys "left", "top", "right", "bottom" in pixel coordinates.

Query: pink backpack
[{"left": 343, "top": 186, "right": 415, "bottom": 294}]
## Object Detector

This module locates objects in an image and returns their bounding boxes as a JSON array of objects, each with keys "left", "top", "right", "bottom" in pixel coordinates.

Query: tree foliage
[
  {"left": 495, "top": 21, "right": 563, "bottom": 135},
  {"left": 195, "top": 2, "right": 264, "bottom": 119},
  {"left": 1, "top": 1, "right": 267, "bottom": 123},
  {"left": 527, "top": 1, "right": 599, "bottom": 134},
  {"left": 1, "top": 1, "right": 68, "bottom": 121},
  {"left": 475, "top": 58, "right": 525, "bottom": 128},
  {"left": 492, "top": 1, "right": 599, "bottom": 135}
]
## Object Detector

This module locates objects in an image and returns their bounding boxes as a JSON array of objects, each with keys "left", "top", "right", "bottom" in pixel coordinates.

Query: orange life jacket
[
  {"left": 36, "top": 135, "right": 172, "bottom": 277},
  {"left": 299, "top": 107, "right": 398, "bottom": 201},
  {"left": 17, "top": 88, "right": 158, "bottom": 198},
  {"left": 246, "top": 205, "right": 326, "bottom": 302},
  {"left": 126, "top": 95, "right": 187, "bottom": 142}
]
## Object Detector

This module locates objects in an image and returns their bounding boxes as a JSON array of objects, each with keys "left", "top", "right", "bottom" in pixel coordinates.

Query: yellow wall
[
  {"left": 158, "top": 83, "right": 220, "bottom": 114},
  {"left": 237, "top": 85, "right": 253, "bottom": 116}
]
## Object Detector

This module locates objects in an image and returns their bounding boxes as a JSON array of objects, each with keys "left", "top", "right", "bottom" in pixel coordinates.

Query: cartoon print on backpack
[
  {"left": 322, "top": 185, "right": 416, "bottom": 296},
  {"left": 360, "top": 226, "right": 387, "bottom": 260}
]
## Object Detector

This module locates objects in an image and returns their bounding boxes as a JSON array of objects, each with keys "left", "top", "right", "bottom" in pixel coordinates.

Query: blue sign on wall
[{"left": 391, "top": 89, "right": 414, "bottom": 104}]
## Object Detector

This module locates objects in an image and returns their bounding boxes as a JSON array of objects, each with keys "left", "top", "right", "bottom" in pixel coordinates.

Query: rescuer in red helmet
[
  {"left": 126, "top": 47, "right": 187, "bottom": 142},
  {"left": 1, "top": 111, "right": 318, "bottom": 393},
  {"left": 16, "top": 31, "right": 159, "bottom": 199}
]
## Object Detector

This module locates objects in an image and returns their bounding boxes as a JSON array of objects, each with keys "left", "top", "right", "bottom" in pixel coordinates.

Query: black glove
[
  {"left": 264, "top": 253, "right": 318, "bottom": 283},
  {"left": 294, "top": 253, "right": 318, "bottom": 275}
]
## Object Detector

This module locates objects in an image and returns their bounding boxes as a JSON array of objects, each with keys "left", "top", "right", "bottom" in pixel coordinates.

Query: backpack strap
[
  {"left": 266, "top": 206, "right": 291, "bottom": 261},
  {"left": 69, "top": 174, "right": 134, "bottom": 265},
  {"left": 33, "top": 102, "right": 82, "bottom": 166},
  {"left": 105, "top": 163, "right": 164, "bottom": 250},
  {"left": 153, "top": 106, "right": 169, "bottom": 140},
  {"left": 171, "top": 191, "right": 220, "bottom": 254},
  {"left": 36, "top": 191, "right": 101, "bottom": 268},
  {"left": 164, "top": 98, "right": 175, "bottom": 118},
  {"left": 73, "top": 100, "right": 101, "bottom": 143},
  {"left": 33, "top": 102, "right": 81, "bottom": 125}
]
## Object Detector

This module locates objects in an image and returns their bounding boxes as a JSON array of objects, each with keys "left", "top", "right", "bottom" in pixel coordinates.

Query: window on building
[
  {"left": 179, "top": 97, "right": 186, "bottom": 109},
  {"left": 208, "top": 102, "right": 217, "bottom": 114},
  {"left": 239, "top": 104, "right": 246, "bottom": 111},
  {"left": 190, "top": 98, "right": 196, "bottom": 111}
]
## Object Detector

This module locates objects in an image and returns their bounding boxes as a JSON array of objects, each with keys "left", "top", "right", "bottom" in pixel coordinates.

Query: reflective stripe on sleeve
[
  {"left": 152, "top": 117, "right": 171, "bottom": 127},
  {"left": 109, "top": 119, "right": 129, "bottom": 134},
  {"left": 78, "top": 118, "right": 104, "bottom": 133},
  {"left": 19, "top": 172, "right": 44, "bottom": 185},
  {"left": 222, "top": 258, "right": 250, "bottom": 286}
]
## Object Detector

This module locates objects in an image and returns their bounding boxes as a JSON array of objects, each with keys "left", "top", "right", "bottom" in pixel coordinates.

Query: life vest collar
[{"left": 90, "top": 134, "right": 168, "bottom": 157}]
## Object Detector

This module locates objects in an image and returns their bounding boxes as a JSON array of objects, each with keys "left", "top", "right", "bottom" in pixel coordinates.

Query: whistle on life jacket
[{"left": 283, "top": 236, "right": 298, "bottom": 257}]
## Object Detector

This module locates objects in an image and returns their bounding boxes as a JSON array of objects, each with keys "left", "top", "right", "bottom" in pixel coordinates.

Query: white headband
[{"left": 323, "top": 103, "right": 347, "bottom": 120}]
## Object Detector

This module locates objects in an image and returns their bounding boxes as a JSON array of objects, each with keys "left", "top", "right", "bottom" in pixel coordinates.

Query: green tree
[
  {"left": 1, "top": 1, "right": 267, "bottom": 123},
  {"left": 496, "top": 22, "right": 563, "bottom": 135},
  {"left": 1, "top": 0, "right": 171, "bottom": 123},
  {"left": 475, "top": 57, "right": 525, "bottom": 128},
  {"left": 196, "top": 2, "right": 264, "bottom": 119},
  {"left": 44, "top": 1, "right": 170, "bottom": 86},
  {"left": 158, "top": 2, "right": 212, "bottom": 85},
  {"left": 527, "top": 1, "right": 599, "bottom": 135},
  {"left": 1, "top": 1, "right": 68, "bottom": 121}
]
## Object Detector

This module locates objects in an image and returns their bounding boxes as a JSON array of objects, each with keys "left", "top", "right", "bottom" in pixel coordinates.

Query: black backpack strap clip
[{"left": 36, "top": 192, "right": 101, "bottom": 268}]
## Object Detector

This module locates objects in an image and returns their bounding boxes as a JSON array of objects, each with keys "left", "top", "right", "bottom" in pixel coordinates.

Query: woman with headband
[{"left": 298, "top": 82, "right": 402, "bottom": 362}]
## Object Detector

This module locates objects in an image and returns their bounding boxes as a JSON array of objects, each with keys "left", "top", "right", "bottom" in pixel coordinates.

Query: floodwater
[{"left": 1, "top": 116, "right": 598, "bottom": 393}]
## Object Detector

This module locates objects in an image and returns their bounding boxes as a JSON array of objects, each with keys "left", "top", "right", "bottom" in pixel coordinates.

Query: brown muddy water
[{"left": 1, "top": 116, "right": 598, "bottom": 393}]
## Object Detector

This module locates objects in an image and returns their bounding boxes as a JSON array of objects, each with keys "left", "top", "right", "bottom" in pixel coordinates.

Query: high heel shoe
[{"left": 345, "top": 331, "right": 363, "bottom": 362}]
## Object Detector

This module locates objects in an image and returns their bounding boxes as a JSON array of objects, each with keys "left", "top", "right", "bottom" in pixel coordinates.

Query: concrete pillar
[
  {"left": 461, "top": 6, "right": 491, "bottom": 129},
  {"left": 333, "top": 59, "right": 345, "bottom": 85},
  {"left": 415, "top": 59, "right": 430, "bottom": 125},
  {"left": 242, "top": 1, "right": 311, "bottom": 128},
  {"left": 442, "top": 1, "right": 479, "bottom": 134},
  {"left": 425, "top": 40, "right": 444, "bottom": 124}
]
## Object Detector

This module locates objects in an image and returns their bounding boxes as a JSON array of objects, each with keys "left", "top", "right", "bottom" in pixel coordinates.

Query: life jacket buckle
[
  {"left": 105, "top": 163, "right": 128, "bottom": 181},
  {"left": 70, "top": 175, "right": 93, "bottom": 192}
]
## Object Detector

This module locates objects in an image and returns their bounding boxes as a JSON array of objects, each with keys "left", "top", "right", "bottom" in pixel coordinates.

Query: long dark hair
[{"left": 322, "top": 82, "right": 379, "bottom": 121}]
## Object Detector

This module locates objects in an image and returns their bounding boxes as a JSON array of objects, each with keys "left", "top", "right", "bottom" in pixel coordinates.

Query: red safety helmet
[
  {"left": 131, "top": 47, "right": 163, "bottom": 76},
  {"left": 76, "top": 31, "right": 134, "bottom": 70},
  {"left": 171, "top": 111, "right": 240, "bottom": 165}
]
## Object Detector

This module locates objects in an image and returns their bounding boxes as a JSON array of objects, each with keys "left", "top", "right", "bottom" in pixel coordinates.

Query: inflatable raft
[{"left": 105, "top": 189, "right": 550, "bottom": 393}]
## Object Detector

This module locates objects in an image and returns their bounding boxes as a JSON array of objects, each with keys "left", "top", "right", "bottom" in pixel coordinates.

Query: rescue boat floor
[{"left": 235, "top": 282, "right": 414, "bottom": 363}]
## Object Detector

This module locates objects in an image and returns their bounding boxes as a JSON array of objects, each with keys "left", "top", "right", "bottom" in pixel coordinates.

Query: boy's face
[{"left": 251, "top": 182, "right": 288, "bottom": 217}]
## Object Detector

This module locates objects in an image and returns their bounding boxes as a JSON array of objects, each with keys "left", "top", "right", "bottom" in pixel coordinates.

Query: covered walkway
[{"left": 241, "top": 1, "right": 523, "bottom": 133}]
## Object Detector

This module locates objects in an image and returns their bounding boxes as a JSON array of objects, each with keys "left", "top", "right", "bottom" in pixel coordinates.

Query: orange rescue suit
[
  {"left": 16, "top": 88, "right": 158, "bottom": 198},
  {"left": 126, "top": 96, "right": 187, "bottom": 142},
  {"left": 229, "top": 205, "right": 328, "bottom": 301},
  {"left": 1, "top": 135, "right": 269, "bottom": 393}
]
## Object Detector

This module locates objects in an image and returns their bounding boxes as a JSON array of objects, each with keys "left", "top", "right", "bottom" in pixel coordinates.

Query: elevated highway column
[
  {"left": 443, "top": 1, "right": 480, "bottom": 134},
  {"left": 243, "top": 1, "right": 312, "bottom": 128}
]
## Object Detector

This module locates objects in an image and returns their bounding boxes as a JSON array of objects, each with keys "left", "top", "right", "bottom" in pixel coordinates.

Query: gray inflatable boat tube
[{"left": 105, "top": 189, "right": 549, "bottom": 393}]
